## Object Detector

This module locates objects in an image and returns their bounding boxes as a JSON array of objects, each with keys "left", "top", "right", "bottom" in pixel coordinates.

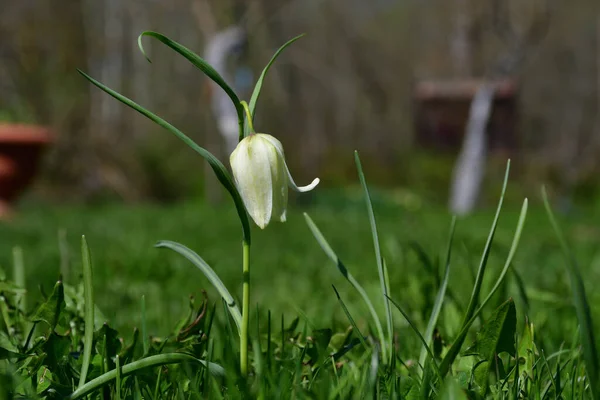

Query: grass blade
[
  {"left": 542, "top": 187, "right": 599, "bottom": 398},
  {"left": 354, "top": 151, "right": 393, "bottom": 363},
  {"left": 248, "top": 34, "right": 305, "bottom": 120},
  {"left": 419, "top": 217, "right": 456, "bottom": 375},
  {"left": 78, "top": 236, "right": 95, "bottom": 388},
  {"left": 332, "top": 285, "right": 368, "bottom": 350},
  {"left": 385, "top": 295, "right": 441, "bottom": 379},
  {"left": 58, "top": 229, "right": 70, "bottom": 282},
  {"left": 115, "top": 355, "right": 122, "bottom": 400},
  {"left": 440, "top": 196, "right": 527, "bottom": 377},
  {"left": 141, "top": 295, "right": 148, "bottom": 355},
  {"left": 155, "top": 240, "right": 242, "bottom": 334},
  {"left": 476, "top": 199, "right": 528, "bottom": 314},
  {"left": 67, "top": 353, "right": 224, "bottom": 400},
  {"left": 138, "top": 31, "right": 244, "bottom": 141},
  {"left": 12, "top": 247, "right": 25, "bottom": 312},
  {"left": 304, "top": 212, "right": 387, "bottom": 362},
  {"left": 78, "top": 69, "right": 251, "bottom": 245},
  {"left": 439, "top": 160, "right": 510, "bottom": 377}
]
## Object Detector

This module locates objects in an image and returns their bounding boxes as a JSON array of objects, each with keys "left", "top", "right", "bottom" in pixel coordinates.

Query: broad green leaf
[
  {"left": 118, "top": 328, "right": 139, "bottom": 364},
  {"left": 471, "top": 360, "right": 490, "bottom": 395},
  {"left": 94, "top": 323, "right": 122, "bottom": 371},
  {"left": 517, "top": 320, "right": 536, "bottom": 379},
  {"left": 0, "top": 281, "right": 25, "bottom": 294},
  {"left": 138, "top": 31, "right": 244, "bottom": 141},
  {"left": 306, "top": 328, "right": 332, "bottom": 366},
  {"left": 463, "top": 299, "right": 517, "bottom": 360},
  {"left": 439, "top": 377, "right": 469, "bottom": 400},
  {"left": 463, "top": 299, "right": 517, "bottom": 396},
  {"left": 31, "top": 280, "right": 65, "bottom": 329},
  {"left": 0, "top": 331, "right": 21, "bottom": 359},
  {"left": 78, "top": 70, "right": 251, "bottom": 245},
  {"left": 42, "top": 332, "right": 71, "bottom": 373},
  {"left": 36, "top": 369, "right": 52, "bottom": 394}
]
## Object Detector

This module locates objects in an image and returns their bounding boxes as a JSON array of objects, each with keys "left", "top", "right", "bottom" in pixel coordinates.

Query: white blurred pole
[{"left": 449, "top": 84, "right": 495, "bottom": 215}]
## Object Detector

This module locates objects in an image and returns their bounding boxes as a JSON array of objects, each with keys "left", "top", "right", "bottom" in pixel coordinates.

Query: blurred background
[
  {"left": 2, "top": 0, "right": 600, "bottom": 347},
  {"left": 1, "top": 0, "right": 599, "bottom": 208}
]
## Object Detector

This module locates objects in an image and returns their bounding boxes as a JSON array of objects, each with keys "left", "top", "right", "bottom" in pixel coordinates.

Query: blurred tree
[{"left": 0, "top": 0, "right": 598, "bottom": 204}]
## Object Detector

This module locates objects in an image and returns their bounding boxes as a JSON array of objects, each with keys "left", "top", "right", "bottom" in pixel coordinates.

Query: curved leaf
[
  {"left": 78, "top": 69, "right": 251, "bottom": 244},
  {"left": 155, "top": 240, "right": 242, "bottom": 334},
  {"left": 66, "top": 353, "right": 224, "bottom": 399},
  {"left": 138, "top": 31, "right": 244, "bottom": 141},
  {"left": 247, "top": 34, "right": 305, "bottom": 137}
]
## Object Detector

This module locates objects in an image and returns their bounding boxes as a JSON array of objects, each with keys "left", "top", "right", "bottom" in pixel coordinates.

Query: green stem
[
  {"left": 240, "top": 101, "right": 255, "bottom": 134},
  {"left": 241, "top": 239, "right": 251, "bottom": 376}
]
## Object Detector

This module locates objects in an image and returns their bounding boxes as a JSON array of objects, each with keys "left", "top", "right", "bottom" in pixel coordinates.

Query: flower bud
[{"left": 230, "top": 133, "right": 319, "bottom": 229}]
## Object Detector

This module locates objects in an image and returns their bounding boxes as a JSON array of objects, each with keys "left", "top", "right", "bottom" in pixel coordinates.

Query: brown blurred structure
[{"left": 414, "top": 78, "right": 518, "bottom": 152}]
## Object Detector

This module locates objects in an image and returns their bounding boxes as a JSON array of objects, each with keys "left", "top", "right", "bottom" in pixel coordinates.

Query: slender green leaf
[
  {"left": 141, "top": 295, "right": 148, "bottom": 355},
  {"left": 542, "top": 187, "right": 599, "bottom": 398},
  {"left": 78, "top": 69, "right": 251, "bottom": 244},
  {"left": 115, "top": 355, "right": 122, "bottom": 400},
  {"left": 78, "top": 236, "right": 95, "bottom": 389},
  {"left": 332, "top": 285, "right": 368, "bottom": 350},
  {"left": 155, "top": 240, "right": 242, "bottom": 334},
  {"left": 419, "top": 217, "right": 456, "bottom": 373},
  {"left": 355, "top": 151, "right": 393, "bottom": 363},
  {"left": 464, "top": 160, "right": 510, "bottom": 320},
  {"left": 247, "top": 34, "right": 305, "bottom": 125},
  {"left": 475, "top": 199, "right": 528, "bottom": 314},
  {"left": 304, "top": 212, "right": 386, "bottom": 362},
  {"left": 66, "top": 353, "right": 225, "bottom": 399},
  {"left": 385, "top": 295, "right": 441, "bottom": 379},
  {"left": 138, "top": 31, "right": 244, "bottom": 141},
  {"left": 439, "top": 163, "right": 528, "bottom": 377}
]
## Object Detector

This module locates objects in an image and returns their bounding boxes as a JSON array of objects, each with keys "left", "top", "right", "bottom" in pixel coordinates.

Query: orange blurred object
[{"left": 0, "top": 124, "right": 52, "bottom": 218}]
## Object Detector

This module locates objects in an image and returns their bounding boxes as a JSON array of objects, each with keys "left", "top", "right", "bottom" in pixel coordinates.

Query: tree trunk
[
  {"left": 449, "top": 84, "right": 494, "bottom": 215},
  {"left": 451, "top": 0, "right": 472, "bottom": 77}
]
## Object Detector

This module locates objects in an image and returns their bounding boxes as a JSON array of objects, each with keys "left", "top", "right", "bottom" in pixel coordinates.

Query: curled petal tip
[{"left": 291, "top": 177, "right": 319, "bottom": 193}]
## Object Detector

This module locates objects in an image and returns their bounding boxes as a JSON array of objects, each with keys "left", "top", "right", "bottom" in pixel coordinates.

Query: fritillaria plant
[{"left": 79, "top": 32, "right": 316, "bottom": 376}]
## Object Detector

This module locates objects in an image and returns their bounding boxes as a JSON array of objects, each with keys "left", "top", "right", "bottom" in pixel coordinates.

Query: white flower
[{"left": 230, "top": 133, "right": 319, "bottom": 229}]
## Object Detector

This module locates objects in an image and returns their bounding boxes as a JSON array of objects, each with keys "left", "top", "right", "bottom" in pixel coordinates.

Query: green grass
[
  {"left": 1, "top": 188, "right": 599, "bottom": 397},
  {"left": 0, "top": 190, "right": 597, "bottom": 347}
]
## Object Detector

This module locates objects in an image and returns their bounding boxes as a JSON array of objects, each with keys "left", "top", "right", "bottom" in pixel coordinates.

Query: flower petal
[
  {"left": 260, "top": 134, "right": 320, "bottom": 193},
  {"left": 230, "top": 136, "right": 273, "bottom": 229},
  {"left": 260, "top": 135, "right": 288, "bottom": 223}
]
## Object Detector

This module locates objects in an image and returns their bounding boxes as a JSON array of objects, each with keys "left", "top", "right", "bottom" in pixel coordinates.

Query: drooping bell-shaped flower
[{"left": 230, "top": 133, "right": 319, "bottom": 229}]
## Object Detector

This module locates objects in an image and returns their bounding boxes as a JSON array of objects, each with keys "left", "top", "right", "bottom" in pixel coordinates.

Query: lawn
[{"left": 2, "top": 188, "right": 599, "bottom": 354}]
